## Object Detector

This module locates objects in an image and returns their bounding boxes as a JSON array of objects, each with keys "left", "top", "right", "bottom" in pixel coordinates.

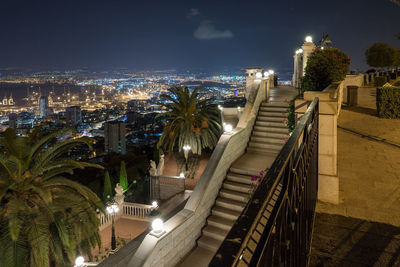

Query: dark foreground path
[{"left": 309, "top": 213, "right": 400, "bottom": 267}]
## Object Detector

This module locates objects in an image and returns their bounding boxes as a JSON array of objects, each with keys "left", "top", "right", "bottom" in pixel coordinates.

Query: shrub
[
  {"left": 301, "top": 47, "right": 350, "bottom": 92},
  {"left": 374, "top": 76, "right": 387, "bottom": 87},
  {"left": 286, "top": 97, "right": 296, "bottom": 133},
  {"left": 376, "top": 87, "right": 400, "bottom": 118}
]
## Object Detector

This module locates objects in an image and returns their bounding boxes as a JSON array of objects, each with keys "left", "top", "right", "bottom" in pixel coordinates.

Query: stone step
[
  {"left": 258, "top": 111, "right": 287, "bottom": 117},
  {"left": 212, "top": 205, "right": 242, "bottom": 220},
  {"left": 260, "top": 106, "right": 288, "bottom": 112},
  {"left": 207, "top": 214, "right": 235, "bottom": 231},
  {"left": 252, "top": 130, "right": 289, "bottom": 139},
  {"left": 251, "top": 136, "right": 286, "bottom": 145},
  {"left": 261, "top": 102, "right": 289, "bottom": 108},
  {"left": 226, "top": 173, "right": 253, "bottom": 185},
  {"left": 215, "top": 197, "right": 247, "bottom": 212},
  {"left": 249, "top": 141, "right": 283, "bottom": 151},
  {"left": 223, "top": 180, "right": 252, "bottom": 193},
  {"left": 202, "top": 225, "right": 229, "bottom": 241},
  {"left": 247, "top": 147, "right": 280, "bottom": 155},
  {"left": 253, "top": 125, "right": 289, "bottom": 134},
  {"left": 197, "top": 235, "right": 223, "bottom": 251},
  {"left": 219, "top": 188, "right": 248, "bottom": 203},
  {"left": 257, "top": 116, "right": 287, "bottom": 122},
  {"left": 256, "top": 120, "right": 287, "bottom": 128},
  {"left": 229, "top": 166, "right": 261, "bottom": 177}
]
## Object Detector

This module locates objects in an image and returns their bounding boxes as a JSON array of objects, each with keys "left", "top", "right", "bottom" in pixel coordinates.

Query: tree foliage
[
  {"left": 365, "top": 43, "right": 398, "bottom": 68},
  {"left": 119, "top": 161, "right": 129, "bottom": 192},
  {"left": 157, "top": 87, "right": 221, "bottom": 155},
  {"left": 0, "top": 128, "right": 104, "bottom": 267},
  {"left": 302, "top": 47, "right": 350, "bottom": 92}
]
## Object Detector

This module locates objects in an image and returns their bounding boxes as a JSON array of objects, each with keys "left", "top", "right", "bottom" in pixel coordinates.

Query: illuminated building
[{"left": 104, "top": 121, "right": 126, "bottom": 154}]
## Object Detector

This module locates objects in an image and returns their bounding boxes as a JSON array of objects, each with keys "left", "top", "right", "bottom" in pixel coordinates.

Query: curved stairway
[{"left": 179, "top": 99, "right": 291, "bottom": 267}]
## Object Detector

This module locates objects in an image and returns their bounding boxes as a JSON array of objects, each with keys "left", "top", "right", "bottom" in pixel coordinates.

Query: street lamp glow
[
  {"left": 264, "top": 71, "right": 270, "bottom": 77},
  {"left": 152, "top": 218, "right": 164, "bottom": 233},
  {"left": 179, "top": 172, "right": 185, "bottom": 178},
  {"left": 106, "top": 204, "right": 119, "bottom": 215},
  {"left": 218, "top": 105, "right": 223, "bottom": 111},
  {"left": 75, "top": 256, "right": 84, "bottom": 267},
  {"left": 152, "top": 201, "right": 158, "bottom": 208},
  {"left": 224, "top": 124, "right": 233, "bottom": 133},
  {"left": 255, "top": 72, "right": 262, "bottom": 79},
  {"left": 305, "top": 36, "right": 313, "bottom": 43},
  {"left": 183, "top": 145, "right": 191, "bottom": 151},
  {"left": 321, "top": 46, "right": 324, "bottom": 50},
  {"left": 298, "top": 48, "right": 303, "bottom": 53},
  {"left": 268, "top": 70, "right": 274, "bottom": 75}
]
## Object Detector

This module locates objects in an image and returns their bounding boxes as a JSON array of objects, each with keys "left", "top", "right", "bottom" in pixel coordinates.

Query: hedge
[
  {"left": 374, "top": 76, "right": 388, "bottom": 87},
  {"left": 376, "top": 87, "right": 400, "bottom": 118}
]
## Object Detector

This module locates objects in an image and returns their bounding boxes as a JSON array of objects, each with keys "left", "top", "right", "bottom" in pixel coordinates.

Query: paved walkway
[
  {"left": 310, "top": 213, "right": 400, "bottom": 266},
  {"left": 317, "top": 87, "right": 400, "bottom": 226}
]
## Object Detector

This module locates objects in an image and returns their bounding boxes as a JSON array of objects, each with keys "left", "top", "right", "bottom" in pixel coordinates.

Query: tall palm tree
[
  {"left": 0, "top": 128, "right": 104, "bottom": 267},
  {"left": 157, "top": 87, "right": 221, "bottom": 155}
]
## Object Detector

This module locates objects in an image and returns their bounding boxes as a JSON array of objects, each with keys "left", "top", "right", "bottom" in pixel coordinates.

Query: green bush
[
  {"left": 376, "top": 87, "right": 400, "bottom": 118},
  {"left": 301, "top": 47, "right": 350, "bottom": 92},
  {"left": 374, "top": 76, "right": 387, "bottom": 87},
  {"left": 286, "top": 97, "right": 296, "bottom": 133}
]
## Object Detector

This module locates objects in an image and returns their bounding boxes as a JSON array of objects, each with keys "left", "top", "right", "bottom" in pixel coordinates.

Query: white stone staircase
[{"left": 179, "top": 100, "right": 290, "bottom": 267}]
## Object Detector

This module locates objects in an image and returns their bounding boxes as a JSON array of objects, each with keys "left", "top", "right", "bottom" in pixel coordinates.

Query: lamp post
[
  {"left": 183, "top": 145, "right": 191, "bottom": 172},
  {"left": 106, "top": 202, "right": 119, "bottom": 251}
]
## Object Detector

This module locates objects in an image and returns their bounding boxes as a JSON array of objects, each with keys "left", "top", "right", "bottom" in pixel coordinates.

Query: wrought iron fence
[{"left": 210, "top": 98, "right": 319, "bottom": 267}]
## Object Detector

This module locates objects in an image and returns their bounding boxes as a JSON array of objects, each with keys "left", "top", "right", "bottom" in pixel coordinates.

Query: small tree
[
  {"left": 301, "top": 47, "right": 350, "bottom": 92},
  {"left": 103, "top": 170, "right": 113, "bottom": 201},
  {"left": 119, "top": 160, "right": 129, "bottom": 192},
  {"left": 365, "top": 43, "right": 398, "bottom": 69}
]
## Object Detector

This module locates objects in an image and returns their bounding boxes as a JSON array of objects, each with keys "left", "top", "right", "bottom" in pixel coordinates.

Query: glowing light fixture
[
  {"left": 224, "top": 124, "right": 233, "bottom": 133},
  {"left": 179, "top": 172, "right": 185, "bottom": 178},
  {"left": 298, "top": 48, "right": 303, "bottom": 53},
  {"left": 75, "top": 256, "right": 84, "bottom": 267},
  {"left": 305, "top": 36, "right": 312, "bottom": 43},
  {"left": 106, "top": 204, "right": 119, "bottom": 215},
  {"left": 152, "top": 201, "right": 158, "bottom": 208},
  {"left": 268, "top": 70, "right": 274, "bottom": 75},
  {"left": 183, "top": 145, "right": 191, "bottom": 151},
  {"left": 150, "top": 218, "right": 166, "bottom": 237},
  {"left": 321, "top": 46, "right": 324, "bottom": 50},
  {"left": 255, "top": 72, "right": 262, "bottom": 79},
  {"left": 264, "top": 71, "right": 270, "bottom": 77}
]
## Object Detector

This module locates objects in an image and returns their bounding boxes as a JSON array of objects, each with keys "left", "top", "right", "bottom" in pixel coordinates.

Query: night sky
[{"left": 1, "top": 0, "right": 399, "bottom": 74}]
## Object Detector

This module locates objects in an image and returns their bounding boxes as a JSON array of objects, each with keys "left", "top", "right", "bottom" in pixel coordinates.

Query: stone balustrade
[
  {"left": 99, "top": 202, "right": 155, "bottom": 231},
  {"left": 127, "top": 77, "right": 270, "bottom": 267}
]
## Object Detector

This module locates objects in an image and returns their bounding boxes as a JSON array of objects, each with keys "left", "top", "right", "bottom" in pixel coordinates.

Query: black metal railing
[{"left": 210, "top": 98, "right": 319, "bottom": 267}]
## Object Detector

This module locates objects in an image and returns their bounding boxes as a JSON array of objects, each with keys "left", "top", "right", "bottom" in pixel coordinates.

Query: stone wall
[
  {"left": 342, "top": 74, "right": 364, "bottom": 104},
  {"left": 127, "top": 78, "right": 269, "bottom": 267},
  {"left": 295, "top": 82, "right": 343, "bottom": 204}
]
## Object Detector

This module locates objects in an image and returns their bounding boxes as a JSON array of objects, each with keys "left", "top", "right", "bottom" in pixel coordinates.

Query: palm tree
[
  {"left": 157, "top": 87, "right": 221, "bottom": 155},
  {"left": 0, "top": 128, "right": 104, "bottom": 267}
]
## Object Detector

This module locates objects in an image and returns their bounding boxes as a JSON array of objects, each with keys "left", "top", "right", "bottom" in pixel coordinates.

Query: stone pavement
[
  {"left": 310, "top": 213, "right": 400, "bottom": 267},
  {"left": 317, "top": 87, "right": 400, "bottom": 226}
]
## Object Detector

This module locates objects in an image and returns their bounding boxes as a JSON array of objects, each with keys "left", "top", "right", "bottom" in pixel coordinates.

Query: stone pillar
[
  {"left": 245, "top": 68, "right": 264, "bottom": 103},
  {"left": 301, "top": 39, "right": 316, "bottom": 75},
  {"left": 295, "top": 88, "right": 340, "bottom": 204},
  {"left": 292, "top": 51, "right": 303, "bottom": 88}
]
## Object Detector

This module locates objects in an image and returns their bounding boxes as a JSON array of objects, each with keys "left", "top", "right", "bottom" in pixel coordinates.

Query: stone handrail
[
  {"left": 303, "top": 81, "right": 344, "bottom": 116},
  {"left": 128, "top": 78, "right": 270, "bottom": 267}
]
